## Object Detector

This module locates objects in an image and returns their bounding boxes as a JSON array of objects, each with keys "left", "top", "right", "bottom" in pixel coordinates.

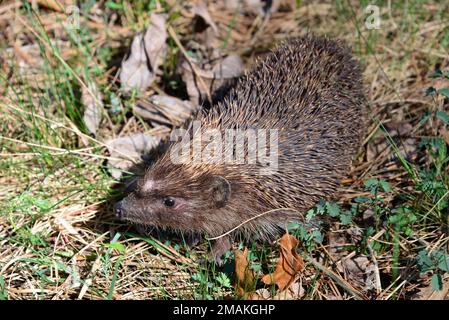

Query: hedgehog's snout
[
  {"left": 114, "top": 197, "right": 136, "bottom": 221},
  {"left": 114, "top": 201, "right": 124, "bottom": 219},
  {"left": 114, "top": 194, "right": 159, "bottom": 225}
]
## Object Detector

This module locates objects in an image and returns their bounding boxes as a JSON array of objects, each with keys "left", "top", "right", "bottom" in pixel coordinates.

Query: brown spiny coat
[{"left": 115, "top": 35, "right": 367, "bottom": 261}]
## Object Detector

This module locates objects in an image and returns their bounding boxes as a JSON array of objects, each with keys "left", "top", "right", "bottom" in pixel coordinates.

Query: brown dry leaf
[
  {"left": 189, "top": 0, "right": 218, "bottom": 33},
  {"left": 187, "top": 0, "right": 218, "bottom": 48},
  {"left": 120, "top": 13, "right": 167, "bottom": 93},
  {"left": 133, "top": 95, "right": 197, "bottom": 127},
  {"left": 143, "top": 13, "right": 168, "bottom": 75},
  {"left": 181, "top": 54, "right": 243, "bottom": 105},
  {"left": 212, "top": 55, "right": 244, "bottom": 79},
  {"left": 272, "top": 277, "right": 305, "bottom": 300},
  {"left": 328, "top": 227, "right": 363, "bottom": 257},
  {"left": 251, "top": 288, "right": 271, "bottom": 300},
  {"left": 106, "top": 133, "right": 161, "bottom": 179},
  {"left": 181, "top": 59, "right": 206, "bottom": 105},
  {"left": 120, "top": 33, "right": 152, "bottom": 93},
  {"left": 81, "top": 81, "right": 103, "bottom": 136},
  {"left": 261, "top": 233, "right": 304, "bottom": 291},
  {"left": 234, "top": 248, "right": 256, "bottom": 299},
  {"left": 225, "top": 0, "right": 282, "bottom": 15},
  {"left": 336, "top": 255, "right": 377, "bottom": 291}
]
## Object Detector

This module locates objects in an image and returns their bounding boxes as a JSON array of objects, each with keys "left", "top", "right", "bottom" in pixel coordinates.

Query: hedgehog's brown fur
[{"left": 115, "top": 35, "right": 367, "bottom": 262}]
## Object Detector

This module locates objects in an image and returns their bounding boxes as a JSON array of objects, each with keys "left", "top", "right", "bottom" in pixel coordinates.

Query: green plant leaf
[
  {"left": 438, "top": 88, "right": 449, "bottom": 98},
  {"left": 287, "top": 222, "right": 300, "bottom": 232},
  {"left": 105, "top": 1, "right": 123, "bottom": 10},
  {"left": 107, "top": 242, "right": 125, "bottom": 254},
  {"left": 379, "top": 179, "right": 391, "bottom": 193},
  {"left": 431, "top": 273, "right": 443, "bottom": 291},
  {"left": 107, "top": 255, "right": 124, "bottom": 300},
  {"left": 326, "top": 202, "right": 340, "bottom": 217},
  {"left": 316, "top": 200, "right": 326, "bottom": 215},
  {"left": 306, "top": 208, "right": 316, "bottom": 221},
  {"left": 340, "top": 212, "right": 353, "bottom": 225},
  {"left": 435, "top": 251, "right": 449, "bottom": 272},
  {"left": 419, "top": 111, "right": 432, "bottom": 126},
  {"left": 354, "top": 196, "right": 370, "bottom": 203},
  {"left": 417, "top": 250, "right": 433, "bottom": 273},
  {"left": 216, "top": 272, "right": 231, "bottom": 288},
  {"left": 312, "top": 229, "right": 323, "bottom": 243},
  {"left": 436, "top": 111, "right": 449, "bottom": 125},
  {"left": 0, "top": 276, "right": 7, "bottom": 300},
  {"left": 364, "top": 178, "right": 378, "bottom": 189}
]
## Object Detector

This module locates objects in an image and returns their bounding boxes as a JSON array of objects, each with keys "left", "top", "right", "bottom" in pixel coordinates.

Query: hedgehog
[{"left": 114, "top": 35, "right": 367, "bottom": 263}]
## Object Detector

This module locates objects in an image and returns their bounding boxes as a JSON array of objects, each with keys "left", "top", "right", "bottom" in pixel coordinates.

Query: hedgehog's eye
[{"left": 163, "top": 197, "right": 176, "bottom": 207}]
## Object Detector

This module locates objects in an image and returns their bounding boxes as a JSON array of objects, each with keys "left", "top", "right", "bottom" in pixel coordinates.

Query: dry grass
[{"left": 1, "top": 0, "right": 449, "bottom": 300}]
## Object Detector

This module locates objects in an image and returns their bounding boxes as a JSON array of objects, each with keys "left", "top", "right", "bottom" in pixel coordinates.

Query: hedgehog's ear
[{"left": 208, "top": 176, "right": 231, "bottom": 208}]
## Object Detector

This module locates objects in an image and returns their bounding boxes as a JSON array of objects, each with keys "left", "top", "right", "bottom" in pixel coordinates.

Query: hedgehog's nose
[{"left": 114, "top": 201, "right": 123, "bottom": 219}]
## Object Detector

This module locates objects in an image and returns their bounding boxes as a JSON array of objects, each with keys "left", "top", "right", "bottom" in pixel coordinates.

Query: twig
[{"left": 205, "top": 207, "right": 304, "bottom": 241}]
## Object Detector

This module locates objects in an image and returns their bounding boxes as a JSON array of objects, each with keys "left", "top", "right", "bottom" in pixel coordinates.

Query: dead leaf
[
  {"left": 187, "top": 0, "right": 218, "bottom": 48},
  {"left": 133, "top": 95, "right": 198, "bottom": 126},
  {"left": 120, "top": 13, "right": 167, "bottom": 93},
  {"left": 234, "top": 248, "right": 256, "bottom": 299},
  {"left": 181, "top": 54, "right": 243, "bottom": 105},
  {"left": 120, "top": 33, "right": 152, "bottom": 93},
  {"left": 106, "top": 133, "right": 161, "bottom": 179},
  {"left": 261, "top": 233, "right": 304, "bottom": 291},
  {"left": 225, "top": 0, "right": 282, "bottom": 15},
  {"left": 336, "top": 255, "right": 377, "bottom": 291},
  {"left": 272, "top": 277, "right": 305, "bottom": 300},
  {"left": 212, "top": 55, "right": 244, "bottom": 79},
  {"left": 181, "top": 60, "right": 206, "bottom": 105},
  {"left": 189, "top": 0, "right": 218, "bottom": 33},
  {"left": 328, "top": 230, "right": 350, "bottom": 255},
  {"left": 252, "top": 288, "right": 271, "bottom": 300},
  {"left": 143, "top": 13, "right": 168, "bottom": 75},
  {"left": 81, "top": 81, "right": 103, "bottom": 136}
]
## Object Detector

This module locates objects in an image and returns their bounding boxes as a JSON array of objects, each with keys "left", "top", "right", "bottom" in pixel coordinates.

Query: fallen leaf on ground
[
  {"left": 189, "top": 0, "right": 218, "bottom": 33},
  {"left": 143, "top": 13, "right": 168, "bottom": 75},
  {"left": 133, "top": 95, "right": 197, "bottom": 126},
  {"left": 272, "top": 277, "right": 305, "bottom": 300},
  {"left": 261, "top": 233, "right": 304, "bottom": 291},
  {"left": 187, "top": 0, "right": 218, "bottom": 48},
  {"left": 105, "top": 133, "right": 161, "bottom": 179},
  {"left": 212, "top": 55, "right": 244, "bottom": 79},
  {"left": 81, "top": 81, "right": 103, "bottom": 136},
  {"left": 251, "top": 288, "right": 271, "bottom": 300},
  {"left": 181, "top": 54, "right": 243, "bottom": 105},
  {"left": 120, "top": 13, "right": 167, "bottom": 93},
  {"left": 120, "top": 33, "right": 152, "bottom": 93},
  {"left": 225, "top": 0, "right": 282, "bottom": 15},
  {"left": 336, "top": 255, "right": 377, "bottom": 291},
  {"left": 234, "top": 248, "right": 256, "bottom": 299}
]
